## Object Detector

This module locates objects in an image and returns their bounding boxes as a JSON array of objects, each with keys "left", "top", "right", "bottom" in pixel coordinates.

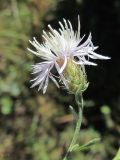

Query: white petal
[
  {"left": 84, "top": 61, "right": 97, "bottom": 66},
  {"left": 43, "top": 75, "right": 49, "bottom": 94},
  {"left": 60, "top": 73, "right": 69, "bottom": 89},
  {"left": 74, "top": 60, "right": 97, "bottom": 66},
  {"left": 27, "top": 48, "right": 41, "bottom": 57},
  {"left": 59, "top": 21, "right": 65, "bottom": 31},
  {"left": 55, "top": 61, "right": 61, "bottom": 73},
  {"left": 33, "top": 37, "right": 41, "bottom": 47},
  {"left": 55, "top": 62, "right": 69, "bottom": 89},
  {"left": 59, "top": 56, "right": 67, "bottom": 73},
  {"left": 30, "top": 76, "right": 46, "bottom": 88},
  {"left": 89, "top": 51, "right": 111, "bottom": 59},
  {"left": 77, "top": 15, "right": 80, "bottom": 39},
  {"left": 77, "top": 33, "right": 92, "bottom": 49},
  {"left": 49, "top": 75, "right": 60, "bottom": 88},
  {"left": 38, "top": 80, "right": 44, "bottom": 91}
]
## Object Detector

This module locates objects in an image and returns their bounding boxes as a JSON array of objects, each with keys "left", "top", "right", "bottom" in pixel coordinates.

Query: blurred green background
[{"left": 0, "top": 0, "right": 120, "bottom": 160}]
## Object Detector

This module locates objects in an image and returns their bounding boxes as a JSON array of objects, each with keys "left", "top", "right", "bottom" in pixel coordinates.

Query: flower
[{"left": 28, "top": 16, "right": 110, "bottom": 94}]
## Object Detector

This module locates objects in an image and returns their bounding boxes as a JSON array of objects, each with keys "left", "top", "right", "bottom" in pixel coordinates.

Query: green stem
[{"left": 63, "top": 93, "right": 83, "bottom": 160}]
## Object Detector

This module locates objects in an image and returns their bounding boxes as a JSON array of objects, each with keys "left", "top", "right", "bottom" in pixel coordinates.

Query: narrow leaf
[
  {"left": 69, "top": 105, "right": 78, "bottom": 121},
  {"left": 72, "top": 138, "right": 101, "bottom": 152}
]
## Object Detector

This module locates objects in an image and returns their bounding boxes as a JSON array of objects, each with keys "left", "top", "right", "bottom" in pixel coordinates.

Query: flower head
[{"left": 28, "top": 16, "right": 110, "bottom": 94}]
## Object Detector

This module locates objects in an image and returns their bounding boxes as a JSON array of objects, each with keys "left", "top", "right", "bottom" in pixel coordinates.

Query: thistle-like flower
[{"left": 28, "top": 16, "right": 110, "bottom": 94}]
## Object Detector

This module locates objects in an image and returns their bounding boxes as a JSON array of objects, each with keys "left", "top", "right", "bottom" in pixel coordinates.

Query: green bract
[{"left": 64, "top": 59, "right": 89, "bottom": 94}]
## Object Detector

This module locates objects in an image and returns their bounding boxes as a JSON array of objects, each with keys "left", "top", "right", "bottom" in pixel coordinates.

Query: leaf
[
  {"left": 70, "top": 144, "right": 79, "bottom": 151},
  {"left": 69, "top": 105, "right": 78, "bottom": 121},
  {"left": 72, "top": 138, "right": 101, "bottom": 152}
]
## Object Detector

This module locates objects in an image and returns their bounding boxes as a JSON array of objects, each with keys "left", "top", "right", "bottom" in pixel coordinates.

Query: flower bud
[{"left": 63, "top": 59, "right": 89, "bottom": 94}]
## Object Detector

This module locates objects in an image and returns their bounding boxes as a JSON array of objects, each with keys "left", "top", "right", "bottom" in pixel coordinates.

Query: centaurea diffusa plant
[{"left": 28, "top": 16, "right": 110, "bottom": 160}]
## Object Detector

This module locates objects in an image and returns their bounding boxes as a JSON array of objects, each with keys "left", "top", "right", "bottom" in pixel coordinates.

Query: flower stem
[{"left": 63, "top": 92, "right": 83, "bottom": 160}]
